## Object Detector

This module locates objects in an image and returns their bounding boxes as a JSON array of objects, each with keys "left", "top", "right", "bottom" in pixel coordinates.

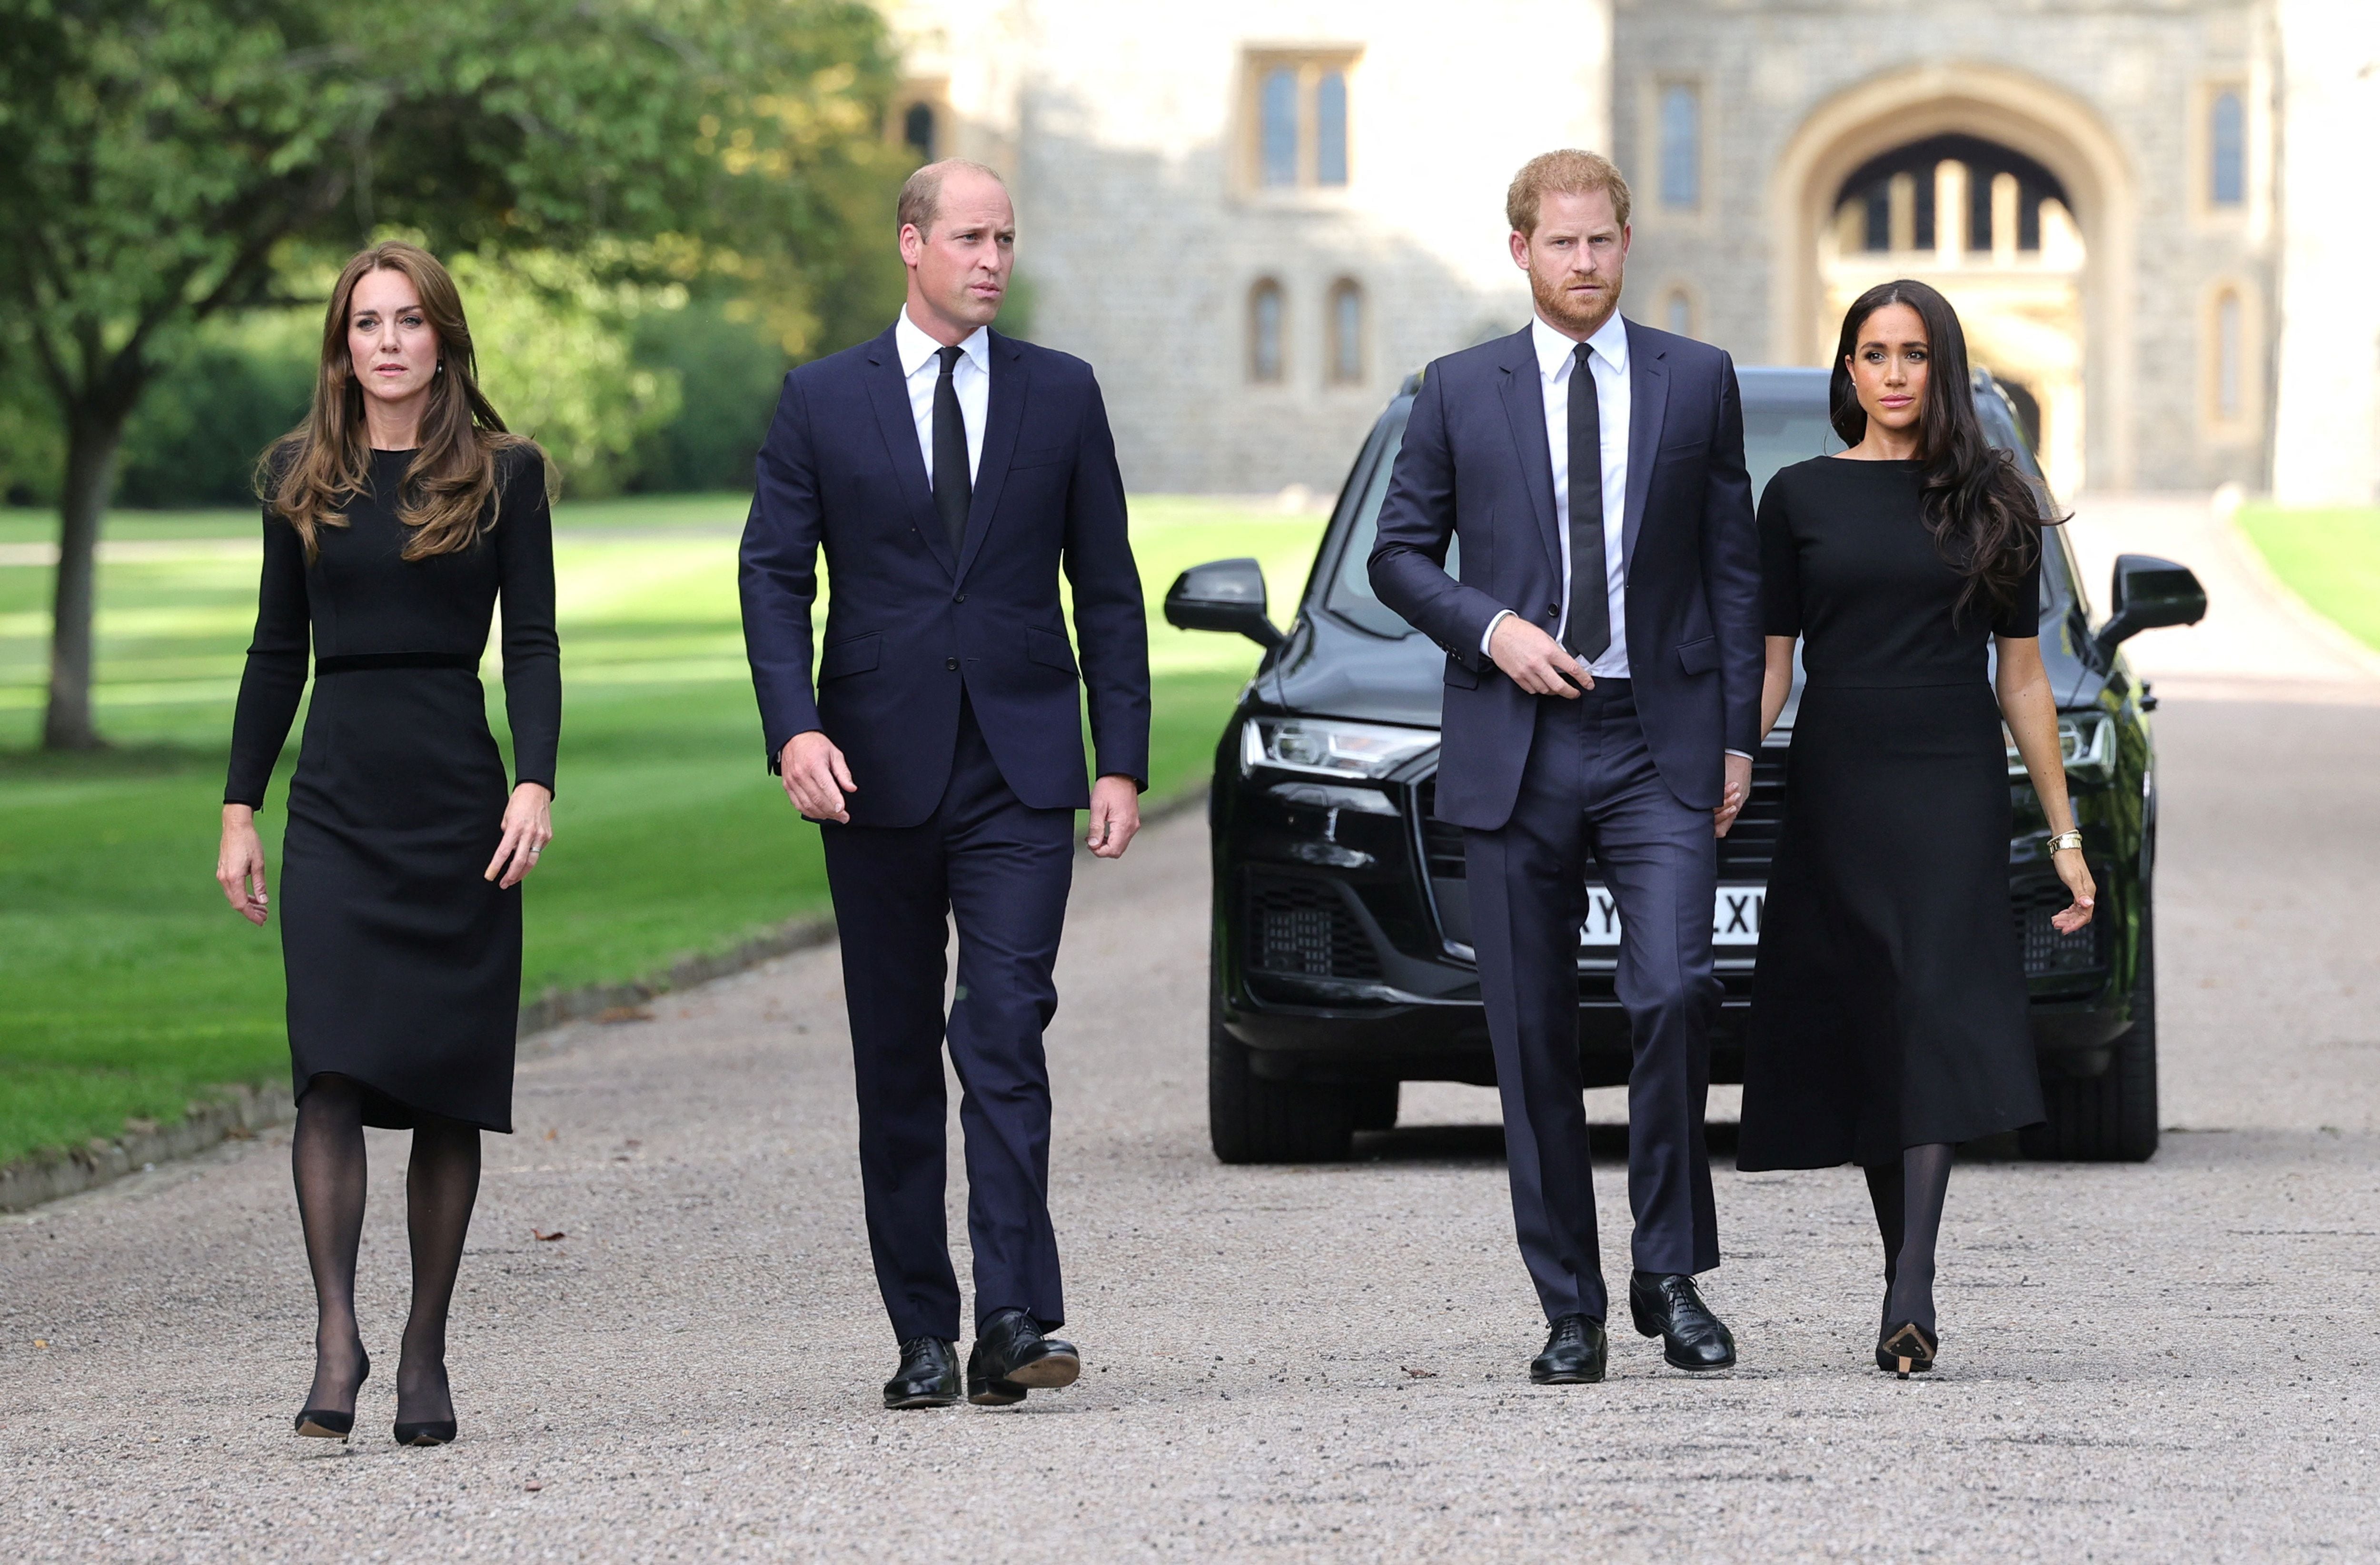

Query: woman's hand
[
  {"left": 1997, "top": 632, "right": 2095, "bottom": 933},
  {"left": 2050, "top": 846, "right": 2097, "bottom": 934},
  {"left": 486, "top": 782, "right": 554, "bottom": 888},
  {"left": 218, "top": 804, "right": 270, "bottom": 926}
]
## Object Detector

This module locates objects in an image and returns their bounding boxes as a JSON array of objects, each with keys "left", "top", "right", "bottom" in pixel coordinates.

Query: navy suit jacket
[
  {"left": 739, "top": 326, "right": 1150, "bottom": 828},
  {"left": 1368, "top": 319, "right": 1761, "bottom": 827}
]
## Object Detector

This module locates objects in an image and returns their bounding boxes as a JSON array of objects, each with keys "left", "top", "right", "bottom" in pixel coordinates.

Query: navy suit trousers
[
  {"left": 820, "top": 696, "right": 1074, "bottom": 1344},
  {"left": 1463, "top": 680, "right": 1723, "bottom": 1325}
]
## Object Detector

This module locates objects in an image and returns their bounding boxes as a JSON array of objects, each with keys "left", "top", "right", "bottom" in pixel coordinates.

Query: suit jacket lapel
[
  {"left": 862, "top": 327, "right": 955, "bottom": 578},
  {"left": 1494, "top": 328, "right": 1563, "bottom": 579},
  {"left": 1622, "top": 323, "right": 1669, "bottom": 564},
  {"left": 956, "top": 332, "right": 1027, "bottom": 585}
]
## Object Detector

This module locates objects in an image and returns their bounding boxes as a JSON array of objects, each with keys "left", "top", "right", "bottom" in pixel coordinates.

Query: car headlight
[
  {"left": 1241, "top": 716, "right": 1438, "bottom": 779},
  {"left": 2005, "top": 711, "right": 2115, "bottom": 782}
]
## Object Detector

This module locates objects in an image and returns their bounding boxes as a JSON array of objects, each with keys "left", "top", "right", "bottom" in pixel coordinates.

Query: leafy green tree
[{"left": 0, "top": 0, "right": 904, "bottom": 748}]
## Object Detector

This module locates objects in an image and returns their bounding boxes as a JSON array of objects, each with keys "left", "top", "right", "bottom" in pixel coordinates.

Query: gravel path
[{"left": 5, "top": 506, "right": 2376, "bottom": 1561}]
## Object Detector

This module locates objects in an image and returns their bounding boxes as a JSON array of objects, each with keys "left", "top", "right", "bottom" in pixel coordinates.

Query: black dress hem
[{"left": 294, "top": 1069, "right": 516, "bottom": 1136}]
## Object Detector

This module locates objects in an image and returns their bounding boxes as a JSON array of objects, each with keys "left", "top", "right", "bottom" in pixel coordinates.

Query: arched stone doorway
[
  {"left": 1821, "top": 133, "right": 2087, "bottom": 496},
  {"left": 1767, "top": 64, "right": 2137, "bottom": 493}
]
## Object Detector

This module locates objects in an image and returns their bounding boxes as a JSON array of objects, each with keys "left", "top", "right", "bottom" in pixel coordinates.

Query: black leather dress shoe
[
  {"left": 972, "top": 1308, "right": 1081, "bottom": 1391},
  {"left": 883, "top": 1336, "right": 961, "bottom": 1409},
  {"left": 1528, "top": 1313, "right": 1607, "bottom": 1384},
  {"left": 1628, "top": 1271, "right": 1737, "bottom": 1370},
  {"left": 966, "top": 1341, "right": 1028, "bottom": 1406}
]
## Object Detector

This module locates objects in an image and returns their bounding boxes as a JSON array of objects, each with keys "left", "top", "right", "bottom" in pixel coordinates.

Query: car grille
[
  {"left": 1245, "top": 872, "right": 1383, "bottom": 981},
  {"left": 2013, "top": 879, "right": 2102, "bottom": 978},
  {"left": 1416, "top": 751, "right": 1788, "bottom": 881}
]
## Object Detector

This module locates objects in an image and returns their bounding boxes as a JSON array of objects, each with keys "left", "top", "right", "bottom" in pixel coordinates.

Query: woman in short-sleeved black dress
[
  {"left": 1737, "top": 280, "right": 2094, "bottom": 1378},
  {"left": 216, "top": 241, "right": 557, "bottom": 1445}
]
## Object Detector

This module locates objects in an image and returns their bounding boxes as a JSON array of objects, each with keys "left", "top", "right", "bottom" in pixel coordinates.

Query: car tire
[
  {"left": 1208, "top": 984, "right": 1356, "bottom": 1164},
  {"left": 2022, "top": 900, "right": 2159, "bottom": 1163},
  {"left": 1350, "top": 1080, "right": 1400, "bottom": 1133}
]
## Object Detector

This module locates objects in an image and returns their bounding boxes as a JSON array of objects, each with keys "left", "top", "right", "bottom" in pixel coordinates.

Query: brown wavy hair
[
  {"left": 259, "top": 241, "right": 531, "bottom": 560},
  {"left": 1828, "top": 278, "right": 2061, "bottom": 627}
]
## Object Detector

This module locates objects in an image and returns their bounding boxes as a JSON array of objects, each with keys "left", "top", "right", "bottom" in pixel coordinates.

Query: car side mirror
[
  {"left": 2092, "top": 553, "right": 2207, "bottom": 661},
  {"left": 1164, "top": 557, "right": 1285, "bottom": 650}
]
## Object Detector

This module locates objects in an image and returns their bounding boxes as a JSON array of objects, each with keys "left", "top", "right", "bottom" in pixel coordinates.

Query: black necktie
[
  {"left": 932, "top": 344, "right": 971, "bottom": 555},
  {"left": 1563, "top": 341, "right": 1612, "bottom": 662}
]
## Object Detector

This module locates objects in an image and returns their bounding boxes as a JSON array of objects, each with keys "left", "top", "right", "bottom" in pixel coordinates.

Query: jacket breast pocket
[
  {"left": 1444, "top": 658, "right": 1479, "bottom": 690},
  {"left": 819, "top": 633, "right": 882, "bottom": 683},
  {"left": 1010, "top": 444, "right": 1069, "bottom": 471},
  {"left": 1676, "top": 635, "right": 1718, "bottom": 676},
  {"left": 1026, "top": 626, "right": 1079, "bottom": 675}
]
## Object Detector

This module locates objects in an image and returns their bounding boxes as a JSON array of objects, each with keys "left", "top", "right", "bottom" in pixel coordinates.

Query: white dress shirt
[
  {"left": 894, "top": 307, "right": 988, "bottom": 484},
  {"left": 1481, "top": 310, "right": 1633, "bottom": 678}
]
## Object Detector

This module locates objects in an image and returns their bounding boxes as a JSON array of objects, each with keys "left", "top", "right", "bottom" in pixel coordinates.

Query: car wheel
[
  {"left": 1208, "top": 981, "right": 1356, "bottom": 1164},
  {"left": 1349, "top": 1080, "right": 1400, "bottom": 1133},
  {"left": 2022, "top": 899, "right": 2159, "bottom": 1163}
]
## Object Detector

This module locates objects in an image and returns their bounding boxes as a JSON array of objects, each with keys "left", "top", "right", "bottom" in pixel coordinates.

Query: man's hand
[
  {"left": 780, "top": 730, "right": 856, "bottom": 823},
  {"left": 1715, "top": 752, "right": 1752, "bottom": 838},
  {"left": 1488, "top": 614, "right": 1588, "bottom": 698},
  {"left": 1086, "top": 774, "right": 1141, "bottom": 859}
]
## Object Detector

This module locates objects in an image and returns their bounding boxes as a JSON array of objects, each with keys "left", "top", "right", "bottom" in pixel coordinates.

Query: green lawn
[
  {"left": 0, "top": 494, "right": 1327, "bottom": 1166},
  {"left": 2237, "top": 503, "right": 2380, "bottom": 652}
]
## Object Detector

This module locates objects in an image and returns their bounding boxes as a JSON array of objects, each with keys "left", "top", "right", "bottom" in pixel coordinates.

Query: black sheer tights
[
  {"left": 291, "top": 1075, "right": 482, "bottom": 1425},
  {"left": 1864, "top": 1142, "right": 1954, "bottom": 1337}
]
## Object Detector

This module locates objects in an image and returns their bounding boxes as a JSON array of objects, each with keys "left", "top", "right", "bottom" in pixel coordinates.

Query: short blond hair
[
  {"left": 1506, "top": 149, "right": 1633, "bottom": 237},
  {"left": 897, "top": 158, "right": 1007, "bottom": 238}
]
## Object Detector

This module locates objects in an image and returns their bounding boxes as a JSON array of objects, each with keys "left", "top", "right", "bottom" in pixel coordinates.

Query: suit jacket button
[
  {"left": 945, "top": 657, "right": 959, "bottom": 670},
  {"left": 954, "top": 592, "right": 966, "bottom": 603}
]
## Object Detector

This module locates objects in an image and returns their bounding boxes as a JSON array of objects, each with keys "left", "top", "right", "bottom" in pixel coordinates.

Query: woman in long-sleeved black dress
[
  {"left": 215, "top": 241, "right": 558, "bottom": 1446},
  {"left": 1737, "top": 279, "right": 2094, "bottom": 1379}
]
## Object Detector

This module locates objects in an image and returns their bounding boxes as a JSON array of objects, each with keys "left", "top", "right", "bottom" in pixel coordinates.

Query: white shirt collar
[
  {"left": 896, "top": 308, "right": 991, "bottom": 377},
  {"left": 1530, "top": 309, "right": 1629, "bottom": 380}
]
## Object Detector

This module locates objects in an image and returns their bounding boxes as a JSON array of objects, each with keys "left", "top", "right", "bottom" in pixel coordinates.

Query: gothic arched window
[
  {"left": 1327, "top": 279, "right": 1364, "bottom": 385},
  {"left": 2210, "top": 90, "right": 2245, "bottom": 207},
  {"left": 1249, "top": 279, "right": 1285, "bottom": 384},
  {"left": 1316, "top": 71, "right": 1349, "bottom": 187},
  {"left": 1259, "top": 70, "right": 1299, "bottom": 188},
  {"left": 903, "top": 102, "right": 936, "bottom": 164},
  {"left": 1658, "top": 84, "right": 1702, "bottom": 211}
]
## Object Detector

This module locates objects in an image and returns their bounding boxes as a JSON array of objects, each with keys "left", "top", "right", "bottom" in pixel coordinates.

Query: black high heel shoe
[
  {"left": 394, "top": 1361, "right": 458, "bottom": 1445},
  {"left": 1876, "top": 1321, "right": 1938, "bottom": 1379},
  {"left": 294, "top": 1346, "right": 371, "bottom": 1440}
]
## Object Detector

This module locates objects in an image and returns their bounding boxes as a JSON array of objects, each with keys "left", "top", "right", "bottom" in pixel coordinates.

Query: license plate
[{"left": 1578, "top": 885, "right": 1765, "bottom": 948}]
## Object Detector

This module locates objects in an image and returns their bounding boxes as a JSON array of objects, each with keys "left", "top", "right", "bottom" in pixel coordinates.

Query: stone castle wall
[{"left": 890, "top": 0, "right": 2373, "bottom": 501}]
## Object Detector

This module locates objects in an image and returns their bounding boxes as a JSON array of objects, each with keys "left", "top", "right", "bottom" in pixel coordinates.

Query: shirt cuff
[
  {"left": 1724, "top": 749, "right": 1753, "bottom": 760},
  {"left": 1480, "top": 608, "right": 1514, "bottom": 657}
]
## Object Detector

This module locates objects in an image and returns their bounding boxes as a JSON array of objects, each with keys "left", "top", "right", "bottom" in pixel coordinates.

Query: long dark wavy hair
[
  {"left": 259, "top": 241, "right": 534, "bottom": 560},
  {"left": 1828, "top": 278, "right": 2059, "bottom": 627}
]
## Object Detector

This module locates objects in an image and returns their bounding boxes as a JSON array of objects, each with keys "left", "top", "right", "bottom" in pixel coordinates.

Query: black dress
[
  {"left": 226, "top": 446, "right": 559, "bottom": 1132},
  {"left": 1736, "top": 457, "right": 2044, "bottom": 1171}
]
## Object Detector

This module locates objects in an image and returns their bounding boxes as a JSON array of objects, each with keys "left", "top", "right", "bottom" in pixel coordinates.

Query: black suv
[{"left": 1167, "top": 367, "right": 2205, "bottom": 1166}]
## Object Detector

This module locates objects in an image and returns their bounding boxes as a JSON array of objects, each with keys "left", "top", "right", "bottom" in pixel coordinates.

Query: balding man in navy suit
[
  {"left": 741, "top": 159, "right": 1150, "bottom": 1411},
  {"left": 1371, "top": 150, "right": 1763, "bottom": 1386}
]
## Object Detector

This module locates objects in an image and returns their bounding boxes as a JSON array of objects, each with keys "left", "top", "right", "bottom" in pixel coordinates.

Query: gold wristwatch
[{"left": 2046, "top": 829, "right": 2083, "bottom": 853}]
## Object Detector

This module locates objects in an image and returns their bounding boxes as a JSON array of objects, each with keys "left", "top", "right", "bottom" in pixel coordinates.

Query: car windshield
[{"left": 1318, "top": 373, "right": 2074, "bottom": 635}]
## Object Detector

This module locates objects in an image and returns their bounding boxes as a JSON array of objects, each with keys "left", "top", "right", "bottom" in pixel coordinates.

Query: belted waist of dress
[
  {"left": 1800, "top": 672, "right": 1984, "bottom": 691},
  {"left": 314, "top": 652, "right": 482, "bottom": 676}
]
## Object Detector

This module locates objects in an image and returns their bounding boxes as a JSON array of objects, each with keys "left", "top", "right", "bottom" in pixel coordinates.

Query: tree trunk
[{"left": 41, "top": 409, "right": 126, "bottom": 751}]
